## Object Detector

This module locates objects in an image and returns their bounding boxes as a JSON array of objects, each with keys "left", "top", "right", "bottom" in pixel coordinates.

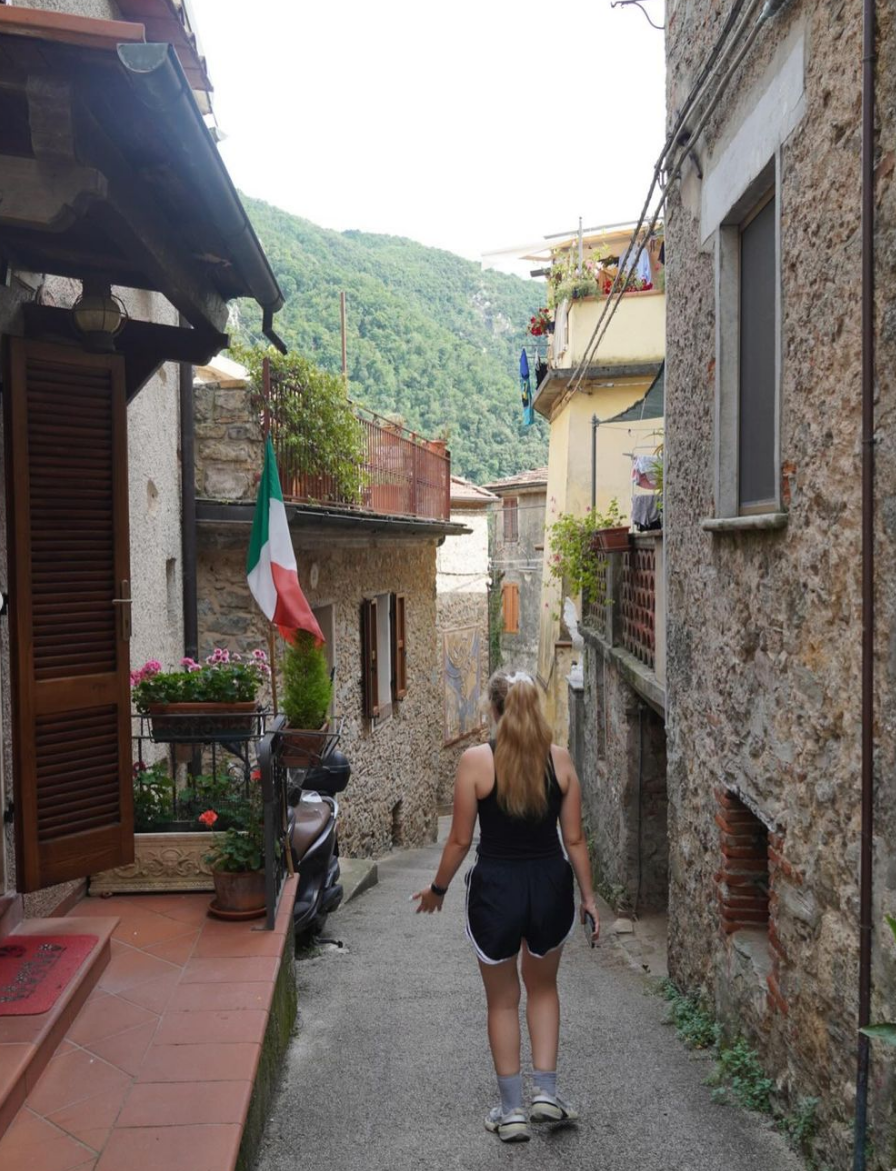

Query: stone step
[{"left": 0, "top": 914, "right": 118, "bottom": 1139}]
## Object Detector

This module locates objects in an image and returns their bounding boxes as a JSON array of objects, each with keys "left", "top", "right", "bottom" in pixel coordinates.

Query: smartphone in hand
[{"left": 583, "top": 911, "right": 596, "bottom": 949}]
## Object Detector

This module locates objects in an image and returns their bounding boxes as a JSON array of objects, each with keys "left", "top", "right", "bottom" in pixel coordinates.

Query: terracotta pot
[
  {"left": 594, "top": 525, "right": 632, "bottom": 553},
  {"left": 279, "top": 721, "right": 329, "bottom": 768},
  {"left": 147, "top": 701, "right": 257, "bottom": 742},
  {"left": 211, "top": 868, "right": 266, "bottom": 913}
]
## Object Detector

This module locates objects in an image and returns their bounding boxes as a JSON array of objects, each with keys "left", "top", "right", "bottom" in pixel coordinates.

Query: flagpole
[{"left": 268, "top": 623, "right": 279, "bottom": 715}]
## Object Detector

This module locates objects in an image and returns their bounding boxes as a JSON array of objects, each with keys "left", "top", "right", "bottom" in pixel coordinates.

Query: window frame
[
  {"left": 714, "top": 157, "right": 782, "bottom": 521},
  {"left": 361, "top": 592, "right": 408, "bottom": 722},
  {"left": 502, "top": 496, "right": 519, "bottom": 542}
]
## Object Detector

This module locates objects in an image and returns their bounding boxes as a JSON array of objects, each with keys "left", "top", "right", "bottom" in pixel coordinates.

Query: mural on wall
[{"left": 444, "top": 627, "right": 483, "bottom": 745}]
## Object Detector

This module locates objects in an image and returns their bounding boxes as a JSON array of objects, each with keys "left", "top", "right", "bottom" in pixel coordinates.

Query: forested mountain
[{"left": 234, "top": 197, "right": 549, "bottom": 483}]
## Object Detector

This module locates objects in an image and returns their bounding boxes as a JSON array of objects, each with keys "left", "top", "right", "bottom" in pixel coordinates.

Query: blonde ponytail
[{"left": 491, "top": 674, "right": 553, "bottom": 819}]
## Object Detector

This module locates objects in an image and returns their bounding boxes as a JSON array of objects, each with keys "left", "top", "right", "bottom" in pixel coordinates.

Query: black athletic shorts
[{"left": 464, "top": 852, "right": 576, "bottom": 964}]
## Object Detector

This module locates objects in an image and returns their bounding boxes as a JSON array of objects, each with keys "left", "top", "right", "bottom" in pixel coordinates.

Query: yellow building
[{"left": 526, "top": 223, "right": 666, "bottom": 739}]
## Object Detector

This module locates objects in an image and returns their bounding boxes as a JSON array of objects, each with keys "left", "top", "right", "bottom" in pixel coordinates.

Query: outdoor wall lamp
[{"left": 71, "top": 280, "right": 128, "bottom": 352}]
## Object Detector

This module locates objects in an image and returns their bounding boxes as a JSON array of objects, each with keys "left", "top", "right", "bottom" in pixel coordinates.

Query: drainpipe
[
  {"left": 591, "top": 414, "right": 599, "bottom": 510},
  {"left": 179, "top": 326, "right": 198, "bottom": 662},
  {"left": 854, "top": 0, "right": 876, "bottom": 1165}
]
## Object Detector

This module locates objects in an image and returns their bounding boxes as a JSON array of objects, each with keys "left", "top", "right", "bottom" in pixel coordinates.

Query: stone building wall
[
  {"left": 435, "top": 590, "right": 489, "bottom": 807},
  {"left": 664, "top": 0, "right": 895, "bottom": 1160},
  {"left": 193, "top": 376, "right": 443, "bottom": 857}
]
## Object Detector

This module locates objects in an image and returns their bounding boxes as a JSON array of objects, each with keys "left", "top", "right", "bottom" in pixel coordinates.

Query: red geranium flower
[{"left": 198, "top": 810, "right": 218, "bottom": 828}]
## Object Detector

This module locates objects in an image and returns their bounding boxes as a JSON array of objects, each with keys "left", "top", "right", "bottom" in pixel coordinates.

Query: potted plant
[
  {"left": 280, "top": 631, "right": 333, "bottom": 766},
  {"left": 548, "top": 498, "right": 629, "bottom": 609},
  {"left": 589, "top": 497, "right": 631, "bottom": 553},
  {"left": 203, "top": 811, "right": 266, "bottom": 919},
  {"left": 527, "top": 308, "right": 553, "bottom": 337},
  {"left": 131, "top": 648, "right": 270, "bottom": 742}
]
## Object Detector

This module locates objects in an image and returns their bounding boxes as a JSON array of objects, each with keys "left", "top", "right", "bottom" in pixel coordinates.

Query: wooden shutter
[
  {"left": 502, "top": 583, "right": 519, "bottom": 634},
  {"left": 5, "top": 340, "right": 133, "bottom": 892},
  {"left": 360, "top": 597, "right": 379, "bottom": 719},
  {"left": 503, "top": 497, "right": 519, "bottom": 542},
  {"left": 391, "top": 593, "right": 407, "bottom": 701}
]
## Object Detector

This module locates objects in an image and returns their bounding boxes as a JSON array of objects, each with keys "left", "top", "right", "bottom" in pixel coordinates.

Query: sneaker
[
  {"left": 530, "top": 1092, "right": 579, "bottom": 1124},
  {"left": 485, "top": 1106, "right": 531, "bottom": 1143}
]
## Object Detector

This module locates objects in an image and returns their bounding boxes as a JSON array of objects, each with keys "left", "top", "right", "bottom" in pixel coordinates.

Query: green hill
[{"left": 234, "top": 197, "right": 549, "bottom": 483}]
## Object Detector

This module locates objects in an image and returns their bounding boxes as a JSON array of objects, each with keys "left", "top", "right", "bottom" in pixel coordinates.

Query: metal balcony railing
[{"left": 271, "top": 402, "right": 451, "bottom": 522}]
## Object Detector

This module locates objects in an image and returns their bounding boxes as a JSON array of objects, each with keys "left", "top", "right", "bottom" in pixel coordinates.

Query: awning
[
  {"left": 0, "top": 7, "right": 284, "bottom": 353},
  {"left": 602, "top": 362, "right": 665, "bottom": 424}
]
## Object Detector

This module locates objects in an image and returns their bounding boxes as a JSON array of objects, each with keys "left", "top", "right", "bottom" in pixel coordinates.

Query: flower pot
[
  {"left": 211, "top": 868, "right": 266, "bottom": 914},
  {"left": 279, "top": 721, "right": 330, "bottom": 768},
  {"left": 146, "top": 701, "right": 257, "bottom": 742},
  {"left": 594, "top": 525, "right": 632, "bottom": 553}
]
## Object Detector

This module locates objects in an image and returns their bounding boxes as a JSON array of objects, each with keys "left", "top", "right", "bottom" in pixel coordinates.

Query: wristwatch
[{"left": 430, "top": 882, "right": 448, "bottom": 897}]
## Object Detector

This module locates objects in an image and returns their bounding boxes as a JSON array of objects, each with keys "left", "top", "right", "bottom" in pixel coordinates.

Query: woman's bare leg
[
  {"left": 478, "top": 957, "right": 522, "bottom": 1076},
  {"left": 521, "top": 943, "right": 563, "bottom": 1072}
]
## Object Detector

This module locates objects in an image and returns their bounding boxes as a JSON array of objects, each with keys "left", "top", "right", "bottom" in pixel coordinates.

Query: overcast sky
[{"left": 189, "top": 0, "right": 666, "bottom": 274}]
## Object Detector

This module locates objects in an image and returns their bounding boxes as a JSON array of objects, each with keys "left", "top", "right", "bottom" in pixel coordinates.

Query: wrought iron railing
[
  {"left": 258, "top": 715, "right": 290, "bottom": 931},
  {"left": 581, "top": 534, "right": 662, "bottom": 677},
  {"left": 271, "top": 401, "right": 451, "bottom": 522}
]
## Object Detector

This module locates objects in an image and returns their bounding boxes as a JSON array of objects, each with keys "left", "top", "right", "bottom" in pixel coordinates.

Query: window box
[
  {"left": 593, "top": 526, "right": 632, "bottom": 553},
  {"left": 146, "top": 701, "right": 260, "bottom": 743}
]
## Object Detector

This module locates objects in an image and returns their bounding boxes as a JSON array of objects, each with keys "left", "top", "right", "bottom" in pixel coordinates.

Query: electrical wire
[{"left": 565, "top": 0, "right": 773, "bottom": 397}]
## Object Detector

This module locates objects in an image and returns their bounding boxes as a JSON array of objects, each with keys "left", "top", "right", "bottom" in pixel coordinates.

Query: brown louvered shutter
[
  {"left": 5, "top": 340, "right": 134, "bottom": 892},
  {"left": 391, "top": 593, "right": 407, "bottom": 701},
  {"left": 360, "top": 597, "right": 379, "bottom": 719}
]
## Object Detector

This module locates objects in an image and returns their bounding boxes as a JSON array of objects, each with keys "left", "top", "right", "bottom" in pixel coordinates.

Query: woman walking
[{"left": 413, "top": 670, "right": 600, "bottom": 1143}]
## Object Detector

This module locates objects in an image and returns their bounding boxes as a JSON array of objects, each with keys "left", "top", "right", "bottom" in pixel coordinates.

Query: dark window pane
[{"left": 739, "top": 196, "right": 776, "bottom": 509}]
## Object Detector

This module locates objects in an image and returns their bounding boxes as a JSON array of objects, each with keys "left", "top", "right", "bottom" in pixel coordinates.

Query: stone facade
[
  {"left": 664, "top": 0, "right": 896, "bottom": 1161},
  {"left": 194, "top": 378, "right": 445, "bottom": 858}
]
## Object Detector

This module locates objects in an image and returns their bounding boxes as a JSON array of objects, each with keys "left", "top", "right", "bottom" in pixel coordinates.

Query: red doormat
[{"left": 0, "top": 935, "right": 98, "bottom": 1016}]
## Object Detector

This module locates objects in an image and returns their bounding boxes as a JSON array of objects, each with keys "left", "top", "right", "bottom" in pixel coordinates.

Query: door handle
[{"left": 112, "top": 580, "right": 132, "bottom": 641}]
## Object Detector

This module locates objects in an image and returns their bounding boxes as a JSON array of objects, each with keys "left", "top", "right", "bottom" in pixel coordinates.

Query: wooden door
[{"left": 5, "top": 339, "right": 133, "bottom": 892}]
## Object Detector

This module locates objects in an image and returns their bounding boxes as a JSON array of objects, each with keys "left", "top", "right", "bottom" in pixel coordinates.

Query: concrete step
[{"left": 0, "top": 914, "right": 118, "bottom": 1138}]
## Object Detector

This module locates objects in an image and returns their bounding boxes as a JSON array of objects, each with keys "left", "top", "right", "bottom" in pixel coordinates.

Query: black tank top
[{"left": 477, "top": 742, "right": 564, "bottom": 861}]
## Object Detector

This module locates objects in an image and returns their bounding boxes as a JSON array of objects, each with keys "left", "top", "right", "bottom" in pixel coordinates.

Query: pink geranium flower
[{"left": 198, "top": 810, "right": 218, "bottom": 828}]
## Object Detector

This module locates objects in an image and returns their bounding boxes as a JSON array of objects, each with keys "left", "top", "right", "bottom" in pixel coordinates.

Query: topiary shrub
[{"left": 282, "top": 631, "right": 332, "bottom": 729}]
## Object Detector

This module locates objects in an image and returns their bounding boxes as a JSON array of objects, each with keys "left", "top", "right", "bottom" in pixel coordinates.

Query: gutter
[
  {"left": 117, "top": 42, "right": 286, "bottom": 352},
  {"left": 854, "top": 0, "right": 876, "bottom": 1165}
]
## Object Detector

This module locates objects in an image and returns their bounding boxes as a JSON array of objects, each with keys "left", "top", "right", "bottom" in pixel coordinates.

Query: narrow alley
[{"left": 256, "top": 828, "right": 801, "bottom": 1171}]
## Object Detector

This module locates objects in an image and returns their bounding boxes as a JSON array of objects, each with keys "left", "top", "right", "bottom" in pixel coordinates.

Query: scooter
[{"left": 286, "top": 747, "right": 351, "bottom": 944}]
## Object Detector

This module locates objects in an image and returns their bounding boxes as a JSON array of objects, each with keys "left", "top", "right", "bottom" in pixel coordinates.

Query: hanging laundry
[
  {"left": 632, "top": 494, "right": 661, "bottom": 531},
  {"left": 619, "top": 243, "right": 652, "bottom": 285},
  {"left": 519, "top": 348, "right": 533, "bottom": 428},
  {"left": 631, "top": 455, "right": 658, "bottom": 490}
]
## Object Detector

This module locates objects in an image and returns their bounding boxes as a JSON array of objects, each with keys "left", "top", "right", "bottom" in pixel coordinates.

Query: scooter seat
[{"left": 291, "top": 803, "right": 330, "bottom": 859}]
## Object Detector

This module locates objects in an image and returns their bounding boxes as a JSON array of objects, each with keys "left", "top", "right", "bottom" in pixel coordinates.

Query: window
[
  {"left": 360, "top": 593, "right": 408, "bottom": 721},
  {"left": 502, "top": 497, "right": 519, "bottom": 542},
  {"left": 714, "top": 166, "right": 781, "bottom": 521},
  {"left": 502, "top": 582, "right": 520, "bottom": 634},
  {"left": 738, "top": 193, "right": 777, "bottom": 511}
]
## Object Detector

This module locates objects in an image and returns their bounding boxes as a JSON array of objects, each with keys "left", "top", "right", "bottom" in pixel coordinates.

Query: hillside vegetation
[{"left": 234, "top": 197, "right": 549, "bottom": 483}]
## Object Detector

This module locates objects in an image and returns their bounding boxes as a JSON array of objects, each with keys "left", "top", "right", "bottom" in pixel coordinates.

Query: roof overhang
[
  {"left": 534, "top": 361, "right": 662, "bottom": 419},
  {"left": 196, "top": 500, "right": 470, "bottom": 542},
  {"left": 0, "top": 9, "right": 284, "bottom": 356}
]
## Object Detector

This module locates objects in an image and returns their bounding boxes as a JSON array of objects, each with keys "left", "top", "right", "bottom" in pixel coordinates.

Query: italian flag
[{"left": 247, "top": 437, "right": 324, "bottom": 645}]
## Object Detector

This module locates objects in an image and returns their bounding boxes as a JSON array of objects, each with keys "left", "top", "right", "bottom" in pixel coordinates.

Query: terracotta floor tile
[
  {"left": 136, "top": 1042, "right": 260, "bottom": 1084},
  {"left": 84, "top": 1020, "right": 158, "bottom": 1077},
  {"left": 47, "top": 1083, "right": 130, "bottom": 1148},
  {"left": 117, "top": 1080, "right": 252, "bottom": 1128},
  {"left": 126, "top": 896, "right": 212, "bottom": 926},
  {"left": 193, "top": 930, "right": 284, "bottom": 958},
  {"left": 27, "top": 1048, "right": 132, "bottom": 1117},
  {"left": 67, "top": 995, "right": 157, "bottom": 1048},
  {"left": 153, "top": 1009, "right": 267, "bottom": 1047},
  {"left": 0, "top": 1109, "right": 96, "bottom": 1171},
  {"left": 116, "top": 972, "right": 181, "bottom": 1016},
  {"left": 94, "top": 1123, "right": 241, "bottom": 1171},
  {"left": 166, "top": 981, "right": 270, "bottom": 1013},
  {"left": 180, "top": 957, "right": 278, "bottom": 984},
  {"left": 68, "top": 898, "right": 136, "bottom": 919},
  {"left": 142, "top": 932, "right": 199, "bottom": 967},
  {"left": 0, "top": 1042, "right": 35, "bottom": 1095},
  {"left": 96, "top": 949, "right": 178, "bottom": 995},
  {"left": 112, "top": 911, "right": 197, "bottom": 951}
]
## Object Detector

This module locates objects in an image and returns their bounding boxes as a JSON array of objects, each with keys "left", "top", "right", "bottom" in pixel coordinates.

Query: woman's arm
[
  {"left": 413, "top": 749, "right": 480, "bottom": 913},
  {"left": 557, "top": 749, "right": 601, "bottom": 942}
]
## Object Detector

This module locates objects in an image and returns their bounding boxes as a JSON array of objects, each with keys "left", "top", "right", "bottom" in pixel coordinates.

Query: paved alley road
[{"left": 256, "top": 834, "right": 802, "bottom": 1171}]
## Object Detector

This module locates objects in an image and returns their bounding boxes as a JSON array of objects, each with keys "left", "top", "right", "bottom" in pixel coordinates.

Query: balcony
[
  {"left": 272, "top": 403, "right": 451, "bottom": 523},
  {"left": 550, "top": 290, "right": 665, "bottom": 373},
  {"left": 582, "top": 533, "right": 665, "bottom": 709}
]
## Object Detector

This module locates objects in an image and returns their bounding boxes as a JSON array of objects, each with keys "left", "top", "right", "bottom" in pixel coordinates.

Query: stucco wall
[
  {"left": 491, "top": 488, "right": 546, "bottom": 679},
  {"left": 664, "top": 0, "right": 895, "bottom": 1160}
]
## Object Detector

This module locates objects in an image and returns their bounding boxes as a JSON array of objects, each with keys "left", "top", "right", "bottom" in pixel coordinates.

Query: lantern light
[{"left": 71, "top": 280, "right": 128, "bottom": 352}]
